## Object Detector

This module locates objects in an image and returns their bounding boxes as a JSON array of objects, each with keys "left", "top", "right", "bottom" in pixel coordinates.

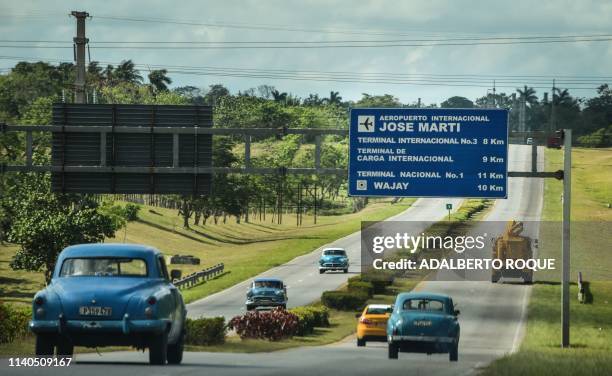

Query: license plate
[
  {"left": 79, "top": 306, "right": 112, "bottom": 316},
  {"left": 413, "top": 320, "right": 432, "bottom": 327}
]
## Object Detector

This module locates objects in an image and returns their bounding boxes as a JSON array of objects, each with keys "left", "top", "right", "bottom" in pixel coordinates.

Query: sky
[{"left": 1, "top": 0, "right": 611, "bottom": 105}]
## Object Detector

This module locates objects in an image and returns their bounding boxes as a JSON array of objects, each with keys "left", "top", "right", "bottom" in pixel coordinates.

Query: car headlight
[{"left": 275, "top": 290, "right": 284, "bottom": 295}]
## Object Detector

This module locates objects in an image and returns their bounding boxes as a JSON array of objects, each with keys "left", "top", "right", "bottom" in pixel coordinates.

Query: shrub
[
  {"left": 289, "top": 306, "right": 330, "bottom": 336},
  {"left": 228, "top": 308, "right": 298, "bottom": 341},
  {"left": 362, "top": 271, "right": 394, "bottom": 294},
  {"left": 289, "top": 307, "right": 316, "bottom": 335},
  {"left": 321, "top": 291, "right": 368, "bottom": 311},
  {"left": 123, "top": 203, "right": 141, "bottom": 221},
  {"left": 348, "top": 280, "right": 374, "bottom": 297},
  {"left": 0, "top": 302, "right": 31, "bottom": 344},
  {"left": 185, "top": 317, "right": 226, "bottom": 345}
]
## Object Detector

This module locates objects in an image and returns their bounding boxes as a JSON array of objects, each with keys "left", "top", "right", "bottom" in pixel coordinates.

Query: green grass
[
  {"left": 0, "top": 198, "right": 415, "bottom": 305},
  {"left": 482, "top": 147, "right": 612, "bottom": 376}
]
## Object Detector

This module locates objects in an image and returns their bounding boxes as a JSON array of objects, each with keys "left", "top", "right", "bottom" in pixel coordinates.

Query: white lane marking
[{"left": 511, "top": 285, "right": 532, "bottom": 353}]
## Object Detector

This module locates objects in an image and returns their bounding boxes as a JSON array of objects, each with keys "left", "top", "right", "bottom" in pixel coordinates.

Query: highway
[
  {"left": 2, "top": 145, "right": 544, "bottom": 376},
  {"left": 186, "top": 196, "right": 463, "bottom": 319}
]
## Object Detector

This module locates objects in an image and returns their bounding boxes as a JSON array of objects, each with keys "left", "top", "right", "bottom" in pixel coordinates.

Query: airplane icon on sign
[{"left": 357, "top": 115, "right": 375, "bottom": 132}]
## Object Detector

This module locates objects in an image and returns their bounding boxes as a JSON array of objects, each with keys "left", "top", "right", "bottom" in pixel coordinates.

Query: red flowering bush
[{"left": 228, "top": 307, "right": 299, "bottom": 341}]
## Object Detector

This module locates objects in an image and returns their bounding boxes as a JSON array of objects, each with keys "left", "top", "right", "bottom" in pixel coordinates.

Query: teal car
[
  {"left": 245, "top": 278, "right": 288, "bottom": 310},
  {"left": 318, "top": 248, "right": 349, "bottom": 274},
  {"left": 387, "top": 292, "right": 460, "bottom": 361}
]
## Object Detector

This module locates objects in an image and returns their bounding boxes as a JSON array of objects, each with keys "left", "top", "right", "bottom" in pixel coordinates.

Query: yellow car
[{"left": 356, "top": 304, "right": 393, "bottom": 346}]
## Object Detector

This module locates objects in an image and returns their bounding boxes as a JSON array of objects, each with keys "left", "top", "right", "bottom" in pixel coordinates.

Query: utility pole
[
  {"left": 71, "top": 11, "right": 89, "bottom": 104},
  {"left": 551, "top": 79, "right": 557, "bottom": 132},
  {"left": 492, "top": 80, "right": 496, "bottom": 108}
]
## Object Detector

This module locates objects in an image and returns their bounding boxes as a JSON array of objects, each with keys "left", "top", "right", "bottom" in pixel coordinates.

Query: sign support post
[{"left": 562, "top": 129, "right": 571, "bottom": 347}]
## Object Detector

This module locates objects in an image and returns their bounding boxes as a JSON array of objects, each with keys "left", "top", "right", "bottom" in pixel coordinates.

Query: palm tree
[
  {"left": 553, "top": 88, "right": 573, "bottom": 106},
  {"left": 516, "top": 85, "right": 538, "bottom": 106},
  {"left": 327, "top": 91, "right": 342, "bottom": 105},
  {"left": 148, "top": 69, "right": 172, "bottom": 91},
  {"left": 87, "top": 61, "right": 104, "bottom": 84},
  {"left": 271, "top": 89, "right": 288, "bottom": 103},
  {"left": 113, "top": 60, "right": 142, "bottom": 84},
  {"left": 102, "top": 64, "right": 115, "bottom": 85}
]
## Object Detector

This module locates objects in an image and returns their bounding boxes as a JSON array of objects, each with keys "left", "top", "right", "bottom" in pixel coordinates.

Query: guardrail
[{"left": 173, "top": 263, "right": 224, "bottom": 290}]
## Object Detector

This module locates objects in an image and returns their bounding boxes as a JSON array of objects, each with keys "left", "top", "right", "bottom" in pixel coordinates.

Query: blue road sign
[{"left": 348, "top": 108, "right": 508, "bottom": 198}]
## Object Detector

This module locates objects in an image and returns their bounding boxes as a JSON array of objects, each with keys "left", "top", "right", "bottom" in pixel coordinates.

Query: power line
[
  {"left": 0, "top": 55, "right": 607, "bottom": 90},
  {"left": 3, "top": 33, "right": 612, "bottom": 44},
  {"left": 3, "top": 36, "right": 612, "bottom": 49}
]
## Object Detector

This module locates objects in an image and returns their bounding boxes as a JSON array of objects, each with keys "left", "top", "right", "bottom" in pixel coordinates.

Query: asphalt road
[
  {"left": 186, "top": 196, "right": 463, "bottom": 319},
  {"left": 2, "top": 145, "right": 544, "bottom": 376}
]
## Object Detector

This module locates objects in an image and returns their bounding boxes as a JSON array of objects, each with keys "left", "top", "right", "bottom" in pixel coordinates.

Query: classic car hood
[
  {"left": 250, "top": 287, "right": 282, "bottom": 297},
  {"left": 52, "top": 277, "right": 155, "bottom": 320},
  {"left": 395, "top": 312, "right": 454, "bottom": 337},
  {"left": 321, "top": 255, "right": 347, "bottom": 262}
]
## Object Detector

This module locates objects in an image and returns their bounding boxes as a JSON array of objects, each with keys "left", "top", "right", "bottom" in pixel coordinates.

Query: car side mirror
[
  {"left": 454, "top": 309, "right": 460, "bottom": 316},
  {"left": 170, "top": 269, "right": 182, "bottom": 281}
]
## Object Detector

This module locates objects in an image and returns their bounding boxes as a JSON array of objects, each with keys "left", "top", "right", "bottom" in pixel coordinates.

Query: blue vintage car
[
  {"left": 29, "top": 244, "right": 187, "bottom": 365},
  {"left": 318, "top": 248, "right": 349, "bottom": 274},
  {"left": 245, "top": 278, "right": 287, "bottom": 310},
  {"left": 386, "top": 292, "right": 460, "bottom": 361}
]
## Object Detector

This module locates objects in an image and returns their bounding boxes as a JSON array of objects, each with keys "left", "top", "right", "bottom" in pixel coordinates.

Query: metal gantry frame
[{"left": 1, "top": 124, "right": 347, "bottom": 176}]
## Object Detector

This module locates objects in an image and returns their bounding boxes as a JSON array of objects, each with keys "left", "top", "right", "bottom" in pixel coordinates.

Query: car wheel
[
  {"left": 246, "top": 305, "right": 254, "bottom": 311},
  {"left": 319, "top": 270, "right": 324, "bottom": 274},
  {"left": 280, "top": 304, "right": 287, "bottom": 310},
  {"left": 523, "top": 272, "right": 533, "bottom": 284},
  {"left": 56, "top": 336, "right": 74, "bottom": 356},
  {"left": 357, "top": 338, "right": 366, "bottom": 347},
  {"left": 149, "top": 332, "right": 168, "bottom": 365},
  {"left": 167, "top": 331, "right": 184, "bottom": 365},
  {"left": 35, "top": 334, "right": 55, "bottom": 356},
  {"left": 388, "top": 342, "right": 399, "bottom": 359},
  {"left": 449, "top": 341, "right": 458, "bottom": 362},
  {"left": 491, "top": 271, "right": 500, "bottom": 283},
  {"left": 343, "top": 268, "right": 348, "bottom": 273}
]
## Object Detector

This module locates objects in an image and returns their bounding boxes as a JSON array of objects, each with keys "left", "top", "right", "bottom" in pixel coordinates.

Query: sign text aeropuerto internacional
[{"left": 348, "top": 108, "right": 509, "bottom": 198}]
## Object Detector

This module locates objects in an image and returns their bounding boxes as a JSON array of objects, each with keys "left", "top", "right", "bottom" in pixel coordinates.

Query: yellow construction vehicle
[{"left": 491, "top": 220, "right": 533, "bottom": 284}]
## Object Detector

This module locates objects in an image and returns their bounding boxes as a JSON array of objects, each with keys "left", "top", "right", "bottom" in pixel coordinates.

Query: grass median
[
  {"left": 481, "top": 147, "right": 612, "bottom": 376},
  {"left": 0, "top": 198, "right": 415, "bottom": 306}
]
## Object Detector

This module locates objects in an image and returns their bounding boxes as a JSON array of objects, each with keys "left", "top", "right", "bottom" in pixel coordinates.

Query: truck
[
  {"left": 546, "top": 136, "right": 562, "bottom": 149},
  {"left": 491, "top": 221, "right": 533, "bottom": 284}
]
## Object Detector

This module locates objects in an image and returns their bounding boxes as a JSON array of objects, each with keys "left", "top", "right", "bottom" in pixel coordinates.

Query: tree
[
  {"left": 271, "top": 90, "right": 288, "bottom": 104},
  {"left": 356, "top": 93, "right": 402, "bottom": 107},
  {"left": 517, "top": 86, "right": 538, "bottom": 106},
  {"left": 113, "top": 60, "right": 143, "bottom": 84},
  {"left": 5, "top": 174, "right": 119, "bottom": 282},
  {"left": 148, "top": 69, "right": 172, "bottom": 92},
  {"left": 87, "top": 61, "right": 104, "bottom": 85},
  {"left": 440, "top": 96, "right": 474, "bottom": 108},
  {"left": 204, "top": 84, "right": 230, "bottom": 105},
  {"left": 327, "top": 91, "right": 342, "bottom": 105}
]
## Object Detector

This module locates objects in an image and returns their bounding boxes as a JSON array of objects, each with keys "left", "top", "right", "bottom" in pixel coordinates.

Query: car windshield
[
  {"left": 324, "top": 249, "right": 346, "bottom": 256},
  {"left": 366, "top": 306, "right": 392, "bottom": 315},
  {"left": 402, "top": 299, "right": 445, "bottom": 312},
  {"left": 254, "top": 280, "right": 283, "bottom": 289},
  {"left": 60, "top": 258, "right": 148, "bottom": 277}
]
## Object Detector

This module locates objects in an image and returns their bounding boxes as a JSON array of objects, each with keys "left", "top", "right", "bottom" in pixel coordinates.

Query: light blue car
[
  {"left": 318, "top": 248, "right": 349, "bottom": 274},
  {"left": 29, "top": 244, "right": 186, "bottom": 365},
  {"left": 387, "top": 292, "right": 460, "bottom": 361},
  {"left": 245, "top": 278, "right": 288, "bottom": 311}
]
